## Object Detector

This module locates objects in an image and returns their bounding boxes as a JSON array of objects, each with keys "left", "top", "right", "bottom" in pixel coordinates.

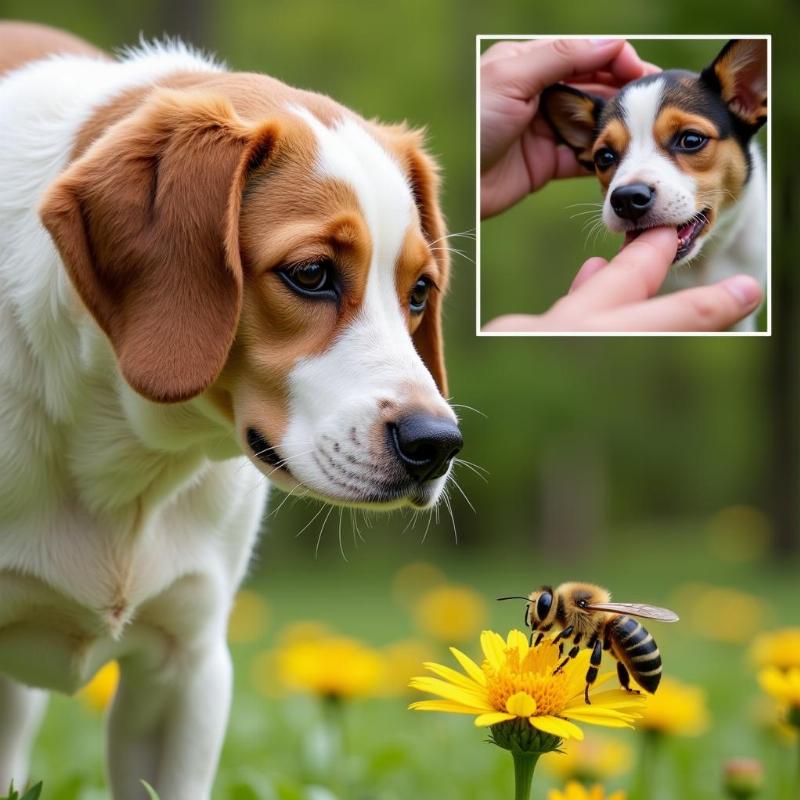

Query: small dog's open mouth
[{"left": 623, "top": 209, "right": 711, "bottom": 263}]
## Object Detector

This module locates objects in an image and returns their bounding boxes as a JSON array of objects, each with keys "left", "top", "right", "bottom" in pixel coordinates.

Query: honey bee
[{"left": 498, "top": 582, "right": 679, "bottom": 703}]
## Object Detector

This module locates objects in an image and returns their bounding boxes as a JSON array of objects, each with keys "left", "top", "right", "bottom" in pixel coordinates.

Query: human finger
[
  {"left": 589, "top": 276, "right": 762, "bottom": 331},
  {"left": 569, "top": 257, "right": 609, "bottom": 292},
  {"left": 566, "top": 227, "right": 678, "bottom": 311},
  {"left": 482, "top": 38, "right": 626, "bottom": 100}
]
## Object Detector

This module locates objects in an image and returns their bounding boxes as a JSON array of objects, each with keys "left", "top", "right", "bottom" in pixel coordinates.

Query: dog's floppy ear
[
  {"left": 40, "top": 89, "right": 279, "bottom": 403},
  {"left": 701, "top": 39, "right": 767, "bottom": 130},
  {"left": 380, "top": 126, "right": 450, "bottom": 397},
  {"left": 541, "top": 84, "right": 605, "bottom": 170}
]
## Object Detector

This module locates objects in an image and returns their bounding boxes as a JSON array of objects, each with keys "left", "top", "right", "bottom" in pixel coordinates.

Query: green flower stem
[
  {"left": 512, "top": 751, "right": 541, "bottom": 800},
  {"left": 795, "top": 730, "right": 800, "bottom": 800},
  {"left": 632, "top": 730, "right": 661, "bottom": 800},
  {"left": 321, "top": 695, "right": 346, "bottom": 796}
]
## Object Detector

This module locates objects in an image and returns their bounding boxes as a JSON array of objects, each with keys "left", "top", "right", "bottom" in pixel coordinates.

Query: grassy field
[{"left": 18, "top": 514, "right": 800, "bottom": 800}]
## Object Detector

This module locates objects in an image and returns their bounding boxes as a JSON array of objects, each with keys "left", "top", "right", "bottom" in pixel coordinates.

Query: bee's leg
[
  {"left": 584, "top": 637, "right": 602, "bottom": 704},
  {"left": 524, "top": 604, "right": 531, "bottom": 629},
  {"left": 616, "top": 662, "right": 642, "bottom": 695},
  {"left": 535, "top": 624, "right": 552, "bottom": 647},
  {"left": 553, "top": 641, "right": 582, "bottom": 675},
  {"left": 552, "top": 626, "right": 575, "bottom": 655},
  {"left": 552, "top": 626, "right": 574, "bottom": 645}
]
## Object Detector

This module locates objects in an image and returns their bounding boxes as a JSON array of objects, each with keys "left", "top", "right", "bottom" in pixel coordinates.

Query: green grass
[{"left": 21, "top": 521, "right": 800, "bottom": 799}]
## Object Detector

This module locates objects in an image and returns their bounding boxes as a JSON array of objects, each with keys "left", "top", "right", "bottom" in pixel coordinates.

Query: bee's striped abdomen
[{"left": 610, "top": 615, "right": 662, "bottom": 694}]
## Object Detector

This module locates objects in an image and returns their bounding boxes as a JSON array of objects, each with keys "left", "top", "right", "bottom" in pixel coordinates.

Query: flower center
[{"left": 484, "top": 646, "right": 571, "bottom": 716}]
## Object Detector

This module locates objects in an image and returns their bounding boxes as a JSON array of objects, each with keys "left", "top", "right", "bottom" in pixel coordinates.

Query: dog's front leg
[
  {"left": 107, "top": 637, "right": 232, "bottom": 800},
  {"left": 0, "top": 675, "right": 48, "bottom": 790}
]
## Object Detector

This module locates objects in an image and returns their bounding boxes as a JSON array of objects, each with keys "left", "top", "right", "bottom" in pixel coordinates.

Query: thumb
[{"left": 489, "top": 38, "right": 626, "bottom": 99}]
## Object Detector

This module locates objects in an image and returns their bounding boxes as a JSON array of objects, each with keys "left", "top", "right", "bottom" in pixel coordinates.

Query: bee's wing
[{"left": 586, "top": 602, "right": 680, "bottom": 623}]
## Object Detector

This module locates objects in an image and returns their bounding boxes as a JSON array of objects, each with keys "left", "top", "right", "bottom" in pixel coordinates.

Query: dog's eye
[
  {"left": 593, "top": 148, "right": 617, "bottom": 171},
  {"left": 279, "top": 261, "right": 337, "bottom": 300},
  {"left": 409, "top": 277, "right": 432, "bottom": 315},
  {"left": 675, "top": 131, "right": 708, "bottom": 152}
]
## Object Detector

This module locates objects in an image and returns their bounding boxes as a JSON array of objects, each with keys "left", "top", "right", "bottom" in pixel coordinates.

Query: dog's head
[
  {"left": 40, "top": 83, "right": 461, "bottom": 509},
  {"left": 542, "top": 39, "right": 767, "bottom": 264}
]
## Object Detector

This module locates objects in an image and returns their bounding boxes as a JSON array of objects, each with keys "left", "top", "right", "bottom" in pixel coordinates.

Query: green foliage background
[{"left": 0, "top": 0, "right": 798, "bottom": 798}]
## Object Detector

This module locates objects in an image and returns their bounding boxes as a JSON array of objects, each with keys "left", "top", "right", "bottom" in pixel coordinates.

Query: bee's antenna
[{"left": 496, "top": 596, "right": 530, "bottom": 602}]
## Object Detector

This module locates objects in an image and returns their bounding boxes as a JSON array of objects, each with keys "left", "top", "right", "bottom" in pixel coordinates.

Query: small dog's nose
[
  {"left": 610, "top": 183, "right": 655, "bottom": 222},
  {"left": 389, "top": 413, "right": 463, "bottom": 482}
]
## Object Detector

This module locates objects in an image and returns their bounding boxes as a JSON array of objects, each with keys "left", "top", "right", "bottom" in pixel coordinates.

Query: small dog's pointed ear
[
  {"left": 701, "top": 39, "right": 767, "bottom": 130},
  {"left": 540, "top": 85, "right": 605, "bottom": 170}
]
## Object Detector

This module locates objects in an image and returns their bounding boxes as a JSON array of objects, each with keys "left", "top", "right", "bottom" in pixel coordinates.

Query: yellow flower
[
  {"left": 414, "top": 584, "right": 487, "bottom": 642},
  {"left": 79, "top": 661, "right": 120, "bottom": 712},
  {"left": 227, "top": 589, "right": 269, "bottom": 644},
  {"left": 380, "top": 639, "right": 432, "bottom": 695},
  {"left": 546, "top": 736, "right": 632, "bottom": 782},
  {"left": 672, "top": 583, "right": 766, "bottom": 645},
  {"left": 392, "top": 561, "right": 447, "bottom": 606},
  {"left": 255, "top": 629, "right": 385, "bottom": 700},
  {"left": 410, "top": 630, "right": 644, "bottom": 743},
  {"left": 548, "top": 781, "right": 625, "bottom": 800},
  {"left": 759, "top": 667, "right": 800, "bottom": 718},
  {"left": 637, "top": 677, "right": 709, "bottom": 736},
  {"left": 752, "top": 628, "right": 800, "bottom": 672}
]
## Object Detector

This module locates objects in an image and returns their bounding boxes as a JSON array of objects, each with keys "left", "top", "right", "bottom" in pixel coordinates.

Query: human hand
[
  {"left": 482, "top": 228, "right": 763, "bottom": 333},
  {"left": 480, "top": 38, "right": 657, "bottom": 219}
]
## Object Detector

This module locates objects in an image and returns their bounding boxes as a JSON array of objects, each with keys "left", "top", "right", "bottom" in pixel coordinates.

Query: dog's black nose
[
  {"left": 610, "top": 183, "right": 655, "bottom": 221},
  {"left": 389, "top": 413, "right": 462, "bottom": 482}
]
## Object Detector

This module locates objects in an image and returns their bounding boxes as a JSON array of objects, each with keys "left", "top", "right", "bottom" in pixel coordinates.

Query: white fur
[{"left": 0, "top": 42, "right": 449, "bottom": 798}]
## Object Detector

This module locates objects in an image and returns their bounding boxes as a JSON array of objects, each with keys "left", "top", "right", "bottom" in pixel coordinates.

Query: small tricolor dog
[
  {"left": 542, "top": 39, "right": 767, "bottom": 331},
  {"left": 0, "top": 22, "right": 460, "bottom": 799}
]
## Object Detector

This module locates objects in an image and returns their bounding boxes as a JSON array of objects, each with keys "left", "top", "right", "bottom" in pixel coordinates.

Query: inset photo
[{"left": 478, "top": 36, "right": 770, "bottom": 335}]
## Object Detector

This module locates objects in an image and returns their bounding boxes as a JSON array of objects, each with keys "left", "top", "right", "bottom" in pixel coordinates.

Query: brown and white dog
[
  {"left": 542, "top": 39, "right": 768, "bottom": 331},
  {"left": 0, "top": 22, "right": 461, "bottom": 798}
]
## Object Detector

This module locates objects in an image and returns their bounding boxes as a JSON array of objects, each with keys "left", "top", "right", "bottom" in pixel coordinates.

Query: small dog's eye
[
  {"left": 409, "top": 277, "right": 432, "bottom": 315},
  {"left": 676, "top": 131, "right": 708, "bottom": 152},
  {"left": 279, "top": 261, "right": 337, "bottom": 300},
  {"left": 594, "top": 148, "right": 617, "bottom": 171}
]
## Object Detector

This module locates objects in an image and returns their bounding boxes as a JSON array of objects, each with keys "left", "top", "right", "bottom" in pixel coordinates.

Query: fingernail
[
  {"left": 723, "top": 276, "right": 761, "bottom": 307},
  {"left": 590, "top": 38, "right": 617, "bottom": 47}
]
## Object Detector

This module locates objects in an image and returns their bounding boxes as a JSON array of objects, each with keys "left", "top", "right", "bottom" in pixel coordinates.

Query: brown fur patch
[
  {"left": 654, "top": 108, "right": 720, "bottom": 143},
  {"left": 0, "top": 21, "right": 107, "bottom": 77},
  {"left": 541, "top": 87, "right": 598, "bottom": 166},
  {"left": 653, "top": 106, "right": 747, "bottom": 219},
  {"left": 713, "top": 39, "right": 768, "bottom": 126},
  {"left": 592, "top": 119, "right": 630, "bottom": 190}
]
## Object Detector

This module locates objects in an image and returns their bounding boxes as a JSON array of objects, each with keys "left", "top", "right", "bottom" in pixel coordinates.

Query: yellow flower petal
[
  {"left": 409, "top": 676, "right": 493, "bottom": 710},
  {"left": 580, "top": 689, "right": 648, "bottom": 708},
  {"left": 562, "top": 710, "right": 635, "bottom": 729},
  {"left": 481, "top": 630, "right": 507, "bottom": 670},
  {"left": 507, "top": 629, "right": 530, "bottom": 660},
  {"left": 450, "top": 646, "right": 487, "bottom": 686},
  {"left": 423, "top": 661, "right": 484, "bottom": 692},
  {"left": 532, "top": 715, "right": 584, "bottom": 740},
  {"left": 475, "top": 711, "right": 516, "bottom": 727},
  {"left": 408, "top": 700, "right": 488, "bottom": 714},
  {"left": 506, "top": 691, "right": 537, "bottom": 717}
]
